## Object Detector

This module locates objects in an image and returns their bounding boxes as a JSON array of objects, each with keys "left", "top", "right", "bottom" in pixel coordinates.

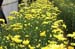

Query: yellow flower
[
  {"left": 36, "top": 44, "right": 40, "bottom": 48},
  {"left": 67, "top": 32, "right": 75, "bottom": 38},
  {"left": 20, "top": 9, "right": 24, "bottom": 12},
  {"left": 19, "top": 44, "right": 25, "bottom": 48},
  {"left": 22, "top": 39, "right": 30, "bottom": 45},
  {"left": 31, "top": 9, "right": 36, "bottom": 13},
  {"left": 71, "top": 43, "right": 75, "bottom": 46},
  {"left": 48, "top": 41, "right": 57, "bottom": 44},
  {"left": 28, "top": 45, "right": 35, "bottom": 49},
  {"left": 10, "top": 23, "right": 22, "bottom": 27},
  {"left": 54, "top": 34, "right": 67, "bottom": 41},
  {"left": 24, "top": 24, "right": 27, "bottom": 27},
  {"left": 35, "top": 27, "right": 38, "bottom": 30},
  {"left": 53, "top": 20, "right": 63, "bottom": 26},
  {"left": 67, "top": 34, "right": 73, "bottom": 37},
  {"left": 47, "top": 44, "right": 66, "bottom": 49},
  {"left": 10, "top": 23, "right": 23, "bottom": 31},
  {"left": 8, "top": 16, "right": 15, "bottom": 20},
  {"left": 12, "top": 28, "right": 21, "bottom": 31},
  {"left": 14, "top": 35, "right": 21, "bottom": 38},
  {"left": 68, "top": 46, "right": 74, "bottom": 49},
  {"left": 37, "top": 0, "right": 48, "bottom": 3},
  {"left": 62, "top": 24, "right": 66, "bottom": 29},
  {"left": 28, "top": 23, "right": 31, "bottom": 26},
  {"left": 10, "top": 43, "right": 15, "bottom": 46},
  {"left": 10, "top": 11, "right": 18, "bottom": 15},
  {"left": 16, "top": 39, "right": 22, "bottom": 43},
  {"left": 0, "top": 46, "right": 3, "bottom": 49},
  {"left": 6, "top": 36, "right": 10, "bottom": 40},
  {"left": 6, "top": 34, "right": 12, "bottom": 40},
  {"left": 25, "top": 14, "right": 33, "bottom": 20},
  {"left": 64, "top": 41, "right": 68, "bottom": 45},
  {"left": 52, "top": 28, "right": 63, "bottom": 33},
  {"left": 40, "top": 31, "right": 46, "bottom": 37},
  {"left": 25, "top": 35, "right": 29, "bottom": 37},
  {"left": 41, "top": 46, "right": 49, "bottom": 49},
  {"left": 51, "top": 25, "right": 58, "bottom": 28},
  {"left": 0, "top": 19, "right": 5, "bottom": 23},
  {"left": 11, "top": 35, "right": 22, "bottom": 43},
  {"left": 46, "top": 12, "right": 51, "bottom": 16},
  {"left": 11, "top": 38, "right": 22, "bottom": 43},
  {"left": 42, "top": 21, "right": 49, "bottom": 24},
  {"left": 73, "top": 32, "right": 75, "bottom": 37},
  {"left": 45, "top": 17, "right": 50, "bottom": 20}
]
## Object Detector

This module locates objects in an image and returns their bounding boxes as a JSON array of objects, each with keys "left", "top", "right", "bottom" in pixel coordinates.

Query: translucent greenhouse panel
[{"left": 2, "top": 0, "right": 18, "bottom": 22}]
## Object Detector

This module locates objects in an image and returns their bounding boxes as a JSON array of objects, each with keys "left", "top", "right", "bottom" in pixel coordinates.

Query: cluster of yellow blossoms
[
  {"left": 51, "top": 20, "right": 67, "bottom": 41},
  {"left": 0, "top": 0, "right": 74, "bottom": 49}
]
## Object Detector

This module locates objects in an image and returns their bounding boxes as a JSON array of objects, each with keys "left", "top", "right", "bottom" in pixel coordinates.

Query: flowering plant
[{"left": 0, "top": 0, "right": 73, "bottom": 49}]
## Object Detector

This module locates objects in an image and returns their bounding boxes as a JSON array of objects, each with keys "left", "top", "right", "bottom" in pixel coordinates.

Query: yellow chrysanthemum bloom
[
  {"left": 11, "top": 38, "right": 22, "bottom": 43},
  {"left": 52, "top": 28, "right": 63, "bottom": 33},
  {"left": 67, "top": 34, "right": 74, "bottom": 37},
  {"left": 31, "top": 9, "right": 36, "bottom": 13},
  {"left": 37, "top": 0, "right": 48, "bottom": 3},
  {"left": 14, "top": 35, "right": 21, "bottom": 38},
  {"left": 42, "top": 21, "right": 49, "bottom": 25},
  {"left": 6, "top": 36, "right": 10, "bottom": 40},
  {"left": 0, "top": 46, "right": 3, "bottom": 49},
  {"left": 46, "top": 44, "right": 66, "bottom": 49},
  {"left": 25, "top": 35, "right": 29, "bottom": 37},
  {"left": 46, "top": 12, "right": 51, "bottom": 17},
  {"left": 8, "top": 16, "right": 15, "bottom": 20},
  {"left": 54, "top": 34, "right": 67, "bottom": 41},
  {"left": 40, "top": 31, "right": 46, "bottom": 37},
  {"left": 10, "top": 23, "right": 23, "bottom": 31},
  {"left": 51, "top": 25, "right": 58, "bottom": 28},
  {"left": 67, "top": 32, "right": 75, "bottom": 38},
  {"left": 62, "top": 24, "right": 66, "bottom": 29},
  {"left": 19, "top": 44, "right": 25, "bottom": 48},
  {"left": 24, "top": 24, "right": 27, "bottom": 27},
  {"left": 12, "top": 28, "right": 22, "bottom": 31},
  {"left": 28, "top": 45, "right": 35, "bottom": 49},
  {"left": 10, "top": 11, "right": 18, "bottom": 15},
  {"left": 41, "top": 46, "right": 49, "bottom": 49},
  {"left": 48, "top": 40, "right": 57, "bottom": 44},
  {"left": 68, "top": 46, "right": 74, "bottom": 49},
  {"left": 11, "top": 35, "right": 22, "bottom": 43},
  {"left": 0, "top": 19, "right": 5, "bottom": 23},
  {"left": 35, "top": 27, "right": 38, "bottom": 30},
  {"left": 10, "top": 23, "right": 22, "bottom": 27},
  {"left": 25, "top": 14, "right": 33, "bottom": 20},
  {"left": 10, "top": 43, "right": 15, "bottom": 46},
  {"left": 73, "top": 32, "right": 75, "bottom": 38},
  {"left": 20, "top": 9, "right": 24, "bottom": 12},
  {"left": 36, "top": 44, "right": 40, "bottom": 48},
  {"left": 22, "top": 39, "right": 30, "bottom": 45},
  {"left": 70, "top": 43, "right": 75, "bottom": 46}
]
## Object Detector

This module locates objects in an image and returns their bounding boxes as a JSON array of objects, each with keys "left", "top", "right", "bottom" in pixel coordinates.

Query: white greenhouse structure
[{"left": 2, "top": 0, "right": 18, "bottom": 22}]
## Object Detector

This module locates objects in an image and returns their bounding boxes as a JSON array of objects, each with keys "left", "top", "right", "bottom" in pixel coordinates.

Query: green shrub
[
  {"left": 0, "top": 0, "right": 68, "bottom": 49},
  {"left": 52, "top": 0, "right": 75, "bottom": 46},
  {"left": 52, "top": 0, "right": 75, "bottom": 32}
]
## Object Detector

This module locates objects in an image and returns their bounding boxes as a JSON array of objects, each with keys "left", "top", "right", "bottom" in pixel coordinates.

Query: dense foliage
[
  {"left": 52, "top": 0, "right": 75, "bottom": 46},
  {"left": 0, "top": 0, "right": 74, "bottom": 49}
]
